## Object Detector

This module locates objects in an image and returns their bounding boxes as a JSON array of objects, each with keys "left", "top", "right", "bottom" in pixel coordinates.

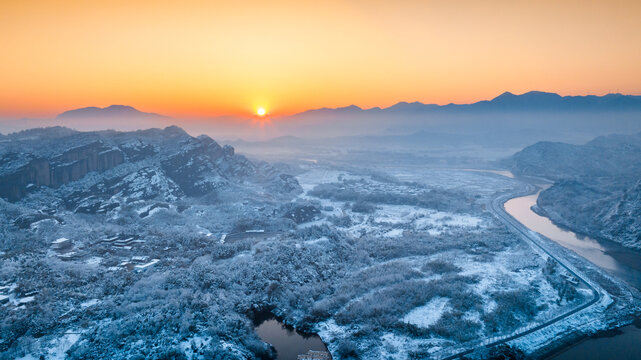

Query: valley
[
  {"left": 0, "top": 127, "right": 640, "bottom": 360},
  {"left": 2, "top": 2, "right": 640, "bottom": 359}
]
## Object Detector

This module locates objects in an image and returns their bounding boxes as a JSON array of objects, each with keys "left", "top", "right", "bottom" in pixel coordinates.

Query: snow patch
[
  {"left": 17, "top": 332, "right": 81, "bottom": 360},
  {"left": 383, "top": 229, "right": 404, "bottom": 238},
  {"left": 84, "top": 257, "right": 102, "bottom": 266},
  {"left": 51, "top": 237, "right": 69, "bottom": 244},
  {"left": 179, "top": 336, "right": 212, "bottom": 360},
  {"left": 402, "top": 297, "right": 449, "bottom": 328},
  {"left": 81, "top": 299, "right": 100, "bottom": 308},
  {"left": 135, "top": 259, "right": 160, "bottom": 270}
]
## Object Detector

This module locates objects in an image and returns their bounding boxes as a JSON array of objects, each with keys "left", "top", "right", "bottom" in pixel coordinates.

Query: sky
[{"left": 1, "top": 0, "right": 640, "bottom": 119}]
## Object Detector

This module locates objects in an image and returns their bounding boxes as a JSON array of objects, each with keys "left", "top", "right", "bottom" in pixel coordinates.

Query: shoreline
[
  {"left": 539, "top": 320, "right": 641, "bottom": 360},
  {"left": 500, "top": 181, "right": 641, "bottom": 359}
]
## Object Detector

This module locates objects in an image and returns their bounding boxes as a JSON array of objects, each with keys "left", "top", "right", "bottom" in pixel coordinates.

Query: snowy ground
[
  {"left": 1, "top": 162, "right": 637, "bottom": 359},
  {"left": 402, "top": 297, "right": 450, "bottom": 328},
  {"left": 16, "top": 332, "right": 81, "bottom": 360},
  {"left": 293, "top": 165, "right": 610, "bottom": 359}
]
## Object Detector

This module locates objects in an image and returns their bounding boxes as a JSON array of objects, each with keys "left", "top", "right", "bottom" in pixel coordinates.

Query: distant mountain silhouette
[
  {"left": 40, "top": 105, "right": 174, "bottom": 132},
  {"left": 266, "top": 91, "right": 641, "bottom": 142},
  {"left": 386, "top": 101, "right": 439, "bottom": 112},
  {"left": 287, "top": 91, "right": 641, "bottom": 119},
  {"left": 290, "top": 104, "right": 368, "bottom": 118},
  {"left": 459, "top": 91, "right": 641, "bottom": 112},
  {"left": 3, "top": 92, "right": 641, "bottom": 142},
  {"left": 56, "top": 105, "right": 168, "bottom": 119}
]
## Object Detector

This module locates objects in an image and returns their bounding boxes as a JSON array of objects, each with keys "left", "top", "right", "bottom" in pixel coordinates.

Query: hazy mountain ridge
[
  {"left": 287, "top": 91, "right": 641, "bottom": 119},
  {"left": 56, "top": 105, "right": 168, "bottom": 120},
  {"left": 3, "top": 91, "right": 641, "bottom": 143},
  {"left": 0, "top": 106, "right": 173, "bottom": 134},
  {"left": 270, "top": 91, "right": 641, "bottom": 141},
  {"left": 511, "top": 131, "right": 641, "bottom": 250}
]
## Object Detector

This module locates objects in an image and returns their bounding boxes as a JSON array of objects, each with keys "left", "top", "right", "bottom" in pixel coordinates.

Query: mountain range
[
  {"left": 287, "top": 91, "right": 641, "bottom": 118},
  {"left": 272, "top": 91, "right": 641, "bottom": 137},
  {"left": 2, "top": 91, "right": 641, "bottom": 145},
  {"left": 228, "top": 91, "right": 641, "bottom": 158}
]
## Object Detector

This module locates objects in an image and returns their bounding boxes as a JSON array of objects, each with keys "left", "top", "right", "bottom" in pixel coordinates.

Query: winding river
[
  {"left": 504, "top": 186, "right": 641, "bottom": 360},
  {"left": 254, "top": 170, "right": 641, "bottom": 359}
]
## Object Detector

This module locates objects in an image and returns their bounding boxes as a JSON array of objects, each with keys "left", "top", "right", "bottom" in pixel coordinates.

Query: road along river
[
  {"left": 504, "top": 188, "right": 641, "bottom": 289},
  {"left": 254, "top": 168, "right": 638, "bottom": 359},
  {"left": 504, "top": 186, "right": 641, "bottom": 360},
  {"left": 440, "top": 186, "right": 603, "bottom": 360}
]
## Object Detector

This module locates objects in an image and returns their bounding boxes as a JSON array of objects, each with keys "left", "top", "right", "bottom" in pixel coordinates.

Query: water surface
[
  {"left": 547, "top": 323, "right": 641, "bottom": 360},
  {"left": 504, "top": 189, "right": 641, "bottom": 288},
  {"left": 254, "top": 316, "right": 328, "bottom": 360},
  {"left": 504, "top": 189, "right": 641, "bottom": 360}
]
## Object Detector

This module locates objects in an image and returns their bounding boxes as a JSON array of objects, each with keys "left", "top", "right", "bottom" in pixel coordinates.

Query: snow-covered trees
[{"left": 0, "top": 156, "right": 590, "bottom": 359}]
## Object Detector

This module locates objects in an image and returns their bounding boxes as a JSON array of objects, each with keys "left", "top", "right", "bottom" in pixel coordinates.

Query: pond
[{"left": 253, "top": 312, "right": 329, "bottom": 360}]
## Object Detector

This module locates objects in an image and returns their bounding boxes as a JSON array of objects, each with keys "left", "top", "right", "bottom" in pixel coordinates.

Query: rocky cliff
[
  {"left": 0, "top": 142, "right": 125, "bottom": 201},
  {"left": 0, "top": 126, "right": 301, "bottom": 209}
]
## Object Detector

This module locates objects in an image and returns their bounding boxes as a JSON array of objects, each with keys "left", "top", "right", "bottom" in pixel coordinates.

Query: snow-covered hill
[
  {"left": 0, "top": 126, "right": 301, "bottom": 205},
  {"left": 511, "top": 131, "right": 641, "bottom": 250}
]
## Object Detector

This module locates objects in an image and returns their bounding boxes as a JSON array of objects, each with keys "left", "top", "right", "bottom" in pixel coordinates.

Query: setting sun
[{"left": 2, "top": 2, "right": 641, "bottom": 359}]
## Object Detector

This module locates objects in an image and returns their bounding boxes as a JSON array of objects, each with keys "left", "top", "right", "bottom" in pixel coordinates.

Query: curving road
[{"left": 440, "top": 185, "right": 601, "bottom": 360}]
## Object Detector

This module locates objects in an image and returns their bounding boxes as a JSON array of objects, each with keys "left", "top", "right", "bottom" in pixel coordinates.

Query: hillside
[
  {"left": 0, "top": 126, "right": 301, "bottom": 203},
  {"left": 511, "top": 131, "right": 641, "bottom": 250}
]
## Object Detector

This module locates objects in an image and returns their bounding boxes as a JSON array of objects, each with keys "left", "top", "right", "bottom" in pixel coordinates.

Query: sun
[{"left": 256, "top": 107, "right": 266, "bottom": 116}]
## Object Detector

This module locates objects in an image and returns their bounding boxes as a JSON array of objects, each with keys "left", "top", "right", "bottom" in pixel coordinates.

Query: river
[
  {"left": 504, "top": 187, "right": 641, "bottom": 360},
  {"left": 253, "top": 172, "right": 641, "bottom": 359}
]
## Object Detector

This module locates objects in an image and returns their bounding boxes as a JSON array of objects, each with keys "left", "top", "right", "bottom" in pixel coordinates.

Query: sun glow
[
  {"left": 256, "top": 107, "right": 266, "bottom": 116},
  {"left": 1, "top": 1, "right": 640, "bottom": 119}
]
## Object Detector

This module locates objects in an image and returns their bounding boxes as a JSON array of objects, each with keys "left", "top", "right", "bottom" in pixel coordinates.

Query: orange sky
[{"left": 1, "top": 0, "right": 640, "bottom": 119}]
